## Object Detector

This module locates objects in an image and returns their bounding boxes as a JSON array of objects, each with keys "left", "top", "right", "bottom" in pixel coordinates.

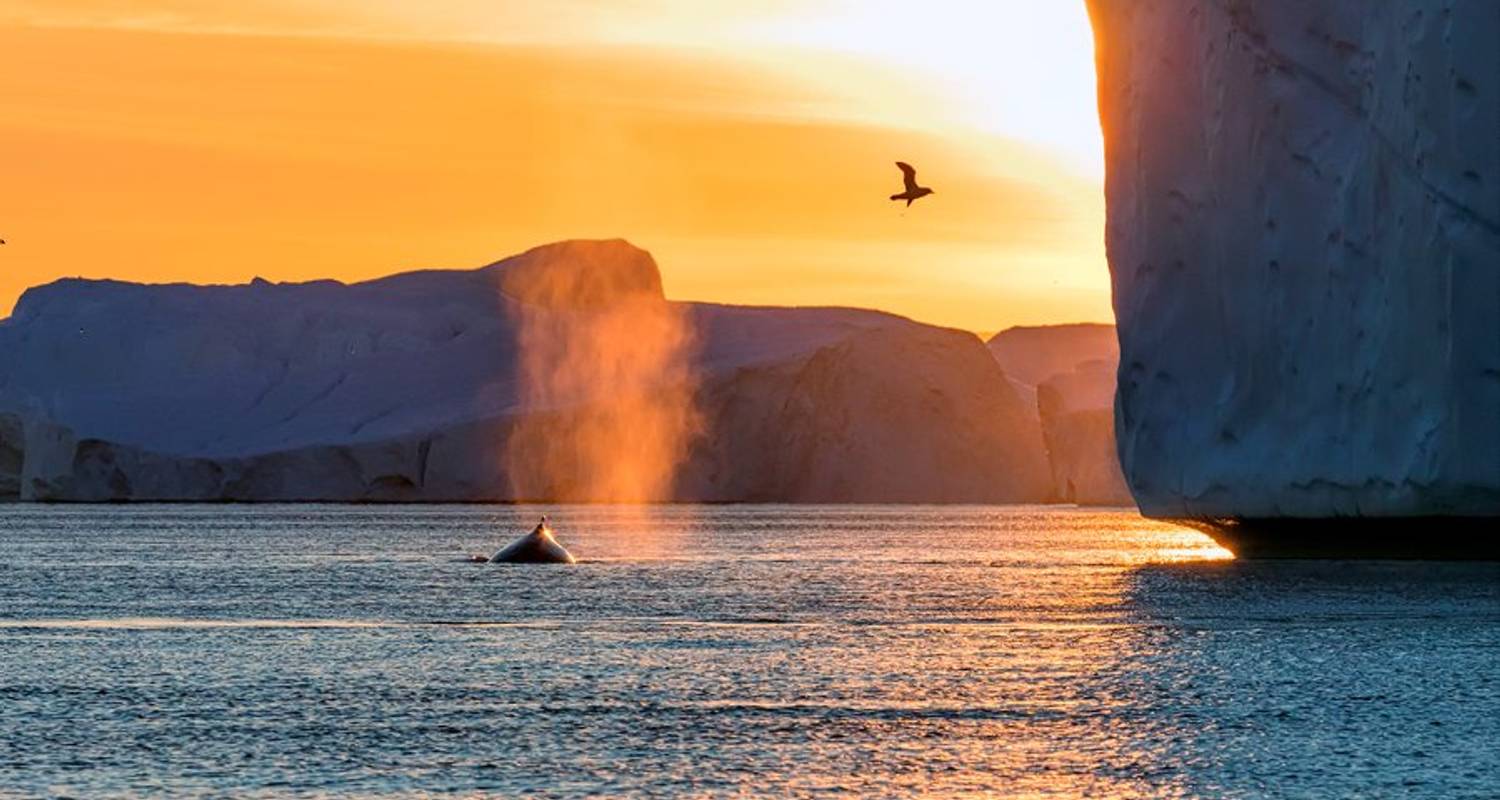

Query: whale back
[{"left": 489, "top": 525, "right": 576, "bottom": 564}]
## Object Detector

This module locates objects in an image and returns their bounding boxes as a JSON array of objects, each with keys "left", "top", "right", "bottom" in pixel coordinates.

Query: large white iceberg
[
  {"left": 1090, "top": 0, "right": 1500, "bottom": 520},
  {"left": 0, "top": 240, "right": 1052, "bottom": 503}
]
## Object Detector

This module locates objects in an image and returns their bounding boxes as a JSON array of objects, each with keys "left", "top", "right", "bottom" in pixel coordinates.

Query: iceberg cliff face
[
  {"left": 682, "top": 320, "right": 1051, "bottom": 503},
  {"left": 0, "top": 240, "right": 1051, "bottom": 502},
  {"left": 0, "top": 414, "right": 22, "bottom": 498},
  {"left": 1090, "top": 0, "right": 1500, "bottom": 518},
  {"left": 989, "top": 325, "right": 1132, "bottom": 506},
  {"left": 1036, "top": 361, "right": 1132, "bottom": 507}
]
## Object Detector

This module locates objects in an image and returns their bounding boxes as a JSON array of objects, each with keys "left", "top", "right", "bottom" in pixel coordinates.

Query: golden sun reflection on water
[
  {"left": 20, "top": 505, "right": 1413, "bottom": 798},
  {"left": 777, "top": 512, "right": 1230, "bottom": 796},
  {"left": 507, "top": 507, "right": 1235, "bottom": 796}
]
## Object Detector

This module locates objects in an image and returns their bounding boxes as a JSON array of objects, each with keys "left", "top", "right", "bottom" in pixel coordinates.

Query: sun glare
[{"left": 743, "top": 0, "right": 1103, "bottom": 176}]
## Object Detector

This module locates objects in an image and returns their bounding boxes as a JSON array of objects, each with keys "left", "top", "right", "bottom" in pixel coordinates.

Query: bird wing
[{"left": 895, "top": 161, "right": 919, "bottom": 192}]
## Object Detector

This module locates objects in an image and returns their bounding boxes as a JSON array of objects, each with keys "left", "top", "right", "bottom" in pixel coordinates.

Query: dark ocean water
[{"left": 0, "top": 505, "right": 1496, "bottom": 798}]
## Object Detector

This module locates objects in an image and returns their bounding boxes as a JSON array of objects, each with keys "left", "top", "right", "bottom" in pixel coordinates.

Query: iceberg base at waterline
[{"left": 1180, "top": 517, "right": 1500, "bottom": 561}]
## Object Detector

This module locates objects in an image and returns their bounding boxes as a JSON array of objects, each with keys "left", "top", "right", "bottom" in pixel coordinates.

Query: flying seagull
[{"left": 890, "top": 162, "right": 934, "bottom": 207}]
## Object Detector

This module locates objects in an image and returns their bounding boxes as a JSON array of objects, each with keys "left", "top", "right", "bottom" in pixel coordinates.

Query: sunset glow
[{"left": 0, "top": 1, "right": 1106, "bottom": 331}]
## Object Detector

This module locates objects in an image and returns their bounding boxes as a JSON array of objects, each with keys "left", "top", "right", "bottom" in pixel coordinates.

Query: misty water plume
[{"left": 499, "top": 241, "right": 702, "bottom": 503}]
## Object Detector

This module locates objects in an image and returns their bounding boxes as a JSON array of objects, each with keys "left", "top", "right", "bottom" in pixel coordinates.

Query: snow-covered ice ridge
[
  {"left": 0, "top": 240, "right": 1055, "bottom": 502},
  {"left": 1091, "top": 0, "right": 1500, "bottom": 517}
]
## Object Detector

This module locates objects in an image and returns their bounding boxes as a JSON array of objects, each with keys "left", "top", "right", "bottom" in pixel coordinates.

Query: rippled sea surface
[{"left": 1, "top": 505, "right": 1498, "bottom": 798}]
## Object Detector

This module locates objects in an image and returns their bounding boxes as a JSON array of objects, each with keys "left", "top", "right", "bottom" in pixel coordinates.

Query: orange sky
[{"left": 0, "top": 1, "right": 1108, "bottom": 332}]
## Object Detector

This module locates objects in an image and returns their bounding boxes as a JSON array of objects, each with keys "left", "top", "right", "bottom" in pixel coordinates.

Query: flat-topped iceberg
[{"left": 0, "top": 240, "right": 1053, "bottom": 503}]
